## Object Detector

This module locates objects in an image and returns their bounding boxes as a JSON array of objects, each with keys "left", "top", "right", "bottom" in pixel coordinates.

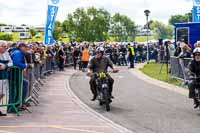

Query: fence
[
  {"left": 0, "top": 53, "right": 73, "bottom": 116},
  {"left": 0, "top": 67, "right": 23, "bottom": 116},
  {"left": 170, "top": 56, "right": 192, "bottom": 82}
]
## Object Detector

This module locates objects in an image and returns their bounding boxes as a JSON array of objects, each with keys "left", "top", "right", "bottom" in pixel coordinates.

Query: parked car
[
  {"left": 19, "top": 32, "right": 32, "bottom": 40},
  {"left": 35, "top": 33, "right": 41, "bottom": 38}
]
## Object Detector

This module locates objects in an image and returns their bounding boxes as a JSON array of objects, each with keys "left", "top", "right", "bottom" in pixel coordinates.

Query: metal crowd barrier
[
  {"left": 0, "top": 67, "right": 23, "bottom": 116},
  {"left": 170, "top": 56, "right": 192, "bottom": 82},
  {"left": 0, "top": 56, "right": 73, "bottom": 116},
  {"left": 25, "top": 57, "right": 56, "bottom": 107}
]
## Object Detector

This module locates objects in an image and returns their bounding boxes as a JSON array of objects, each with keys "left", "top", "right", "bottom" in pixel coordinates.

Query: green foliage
[
  {"left": 0, "top": 34, "right": 13, "bottom": 41},
  {"left": 110, "top": 13, "right": 136, "bottom": 42},
  {"left": 169, "top": 12, "right": 193, "bottom": 25},
  {"left": 0, "top": 23, "right": 7, "bottom": 26},
  {"left": 61, "top": 7, "right": 137, "bottom": 42},
  {"left": 62, "top": 7, "right": 111, "bottom": 42},
  {"left": 53, "top": 21, "right": 63, "bottom": 40},
  {"left": 150, "top": 21, "right": 173, "bottom": 39},
  {"left": 29, "top": 28, "right": 37, "bottom": 37}
]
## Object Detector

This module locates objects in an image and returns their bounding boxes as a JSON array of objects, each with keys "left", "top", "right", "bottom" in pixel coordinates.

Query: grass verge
[{"left": 139, "top": 62, "right": 183, "bottom": 86}]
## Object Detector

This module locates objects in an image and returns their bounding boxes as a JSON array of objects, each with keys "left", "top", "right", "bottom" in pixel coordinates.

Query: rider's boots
[
  {"left": 193, "top": 98, "right": 199, "bottom": 109},
  {"left": 91, "top": 94, "right": 97, "bottom": 101}
]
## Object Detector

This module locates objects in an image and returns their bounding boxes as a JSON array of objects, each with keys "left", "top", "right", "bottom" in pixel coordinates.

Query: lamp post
[{"left": 144, "top": 9, "right": 150, "bottom": 64}]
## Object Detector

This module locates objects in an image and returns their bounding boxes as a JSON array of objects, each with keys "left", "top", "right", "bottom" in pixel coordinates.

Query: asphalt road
[{"left": 69, "top": 67, "right": 200, "bottom": 133}]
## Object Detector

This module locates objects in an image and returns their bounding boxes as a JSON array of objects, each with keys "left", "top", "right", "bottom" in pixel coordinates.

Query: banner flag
[
  {"left": 44, "top": 0, "right": 60, "bottom": 46},
  {"left": 193, "top": 0, "right": 200, "bottom": 22}
]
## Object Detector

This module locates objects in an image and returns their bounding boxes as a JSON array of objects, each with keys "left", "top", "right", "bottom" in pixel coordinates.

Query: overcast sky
[{"left": 0, "top": 0, "right": 193, "bottom": 26}]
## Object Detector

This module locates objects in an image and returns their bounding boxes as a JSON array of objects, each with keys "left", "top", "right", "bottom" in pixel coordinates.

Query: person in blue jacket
[{"left": 10, "top": 43, "right": 29, "bottom": 110}]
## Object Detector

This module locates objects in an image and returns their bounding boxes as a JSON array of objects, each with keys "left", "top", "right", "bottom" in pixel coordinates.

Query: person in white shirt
[{"left": 0, "top": 41, "right": 13, "bottom": 116}]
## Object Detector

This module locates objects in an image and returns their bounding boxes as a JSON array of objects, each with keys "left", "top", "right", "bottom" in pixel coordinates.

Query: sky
[{"left": 0, "top": 0, "right": 193, "bottom": 26}]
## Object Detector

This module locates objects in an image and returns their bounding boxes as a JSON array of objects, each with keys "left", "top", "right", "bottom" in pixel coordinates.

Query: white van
[
  {"left": 0, "top": 26, "right": 12, "bottom": 32},
  {"left": 13, "top": 27, "right": 26, "bottom": 32}
]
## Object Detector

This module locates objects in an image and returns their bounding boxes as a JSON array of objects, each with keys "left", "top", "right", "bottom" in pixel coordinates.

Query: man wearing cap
[{"left": 10, "top": 43, "right": 29, "bottom": 110}]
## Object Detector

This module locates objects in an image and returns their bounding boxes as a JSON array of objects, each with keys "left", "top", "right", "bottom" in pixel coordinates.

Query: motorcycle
[
  {"left": 189, "top": 76, "right": 200, "bottom": 109},
  {"left": 94, "top": 72, "right": 112, "bottom": 111}
]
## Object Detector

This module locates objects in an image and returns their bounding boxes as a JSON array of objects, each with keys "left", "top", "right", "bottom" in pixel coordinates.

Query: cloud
[{"left": 0, "top": 0, "right": 193, "bottom": 26}]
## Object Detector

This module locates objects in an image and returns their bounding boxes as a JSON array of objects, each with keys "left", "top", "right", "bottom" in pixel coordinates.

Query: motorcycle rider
[
  {"left": 87, "top": 47, "right": 119, "bottom": 101},
  {"left": 188, "top": 47, "right": 200, "bottom": 108}
]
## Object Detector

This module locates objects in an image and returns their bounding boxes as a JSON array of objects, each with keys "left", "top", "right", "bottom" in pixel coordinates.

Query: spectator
[
  {"left": 179, "top": 42, "right": 192, "bottom": 58},
  {"left": 72, "top": 46, "right": 81, "bottom": 70},
  {"left": 11, "top": 43, "right": 29, "bottom": 110},
  {"left": 174, "top": 41, "right": 182, "bottom": 57},
  {"left": 0, "top": 41, "right": 13, "bottom": 116},
  {"left": 58, "top": 46, "right": 65, "bottom": 71},
  {"left": 128, "top": 43, "right": 135, "bottom": 69},
  {"left": 168, "top": 42, "right": 176, "bottom": 57},
  {"left": 195, "top": 41, "right": 200, "bottom": 48},
  {"left": 81, "top": 46, "right": 89, "bottom": 72}
]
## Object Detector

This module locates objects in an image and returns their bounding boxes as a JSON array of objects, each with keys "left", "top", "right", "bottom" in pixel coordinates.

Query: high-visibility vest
[
  {"left": 82, "top": 50, "right": 89, "bottom": 62},
  {"left": 130, "top": 47, "right": 135, "bottom": 56}
]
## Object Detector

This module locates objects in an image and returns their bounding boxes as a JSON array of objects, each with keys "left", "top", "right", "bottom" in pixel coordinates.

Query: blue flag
[
  {"left": 193, "top": 0, "right": 200, "bottom": 22},
  {"left": 44, "top": 0, "right": 60, "bottom": 46}
]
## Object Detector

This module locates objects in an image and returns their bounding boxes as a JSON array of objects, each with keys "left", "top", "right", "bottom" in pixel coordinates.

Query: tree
[
  {"left": 110, "top": 13, "right": 136, "bottom": 41},
  {"left": 0, "top": 23, "right": 6, "bottom": 26},
  {"left": 29, "top": 28, "right": 37, "bottom": 37},
  {"left": 169, "top": 12, "right": 193, "bottom": 25},
  {"left": 61, "top": 7, "right": 137, "bottom": 42},
  {"left": 62, "top": 7, "right": 111, "bottom": 42},
  {"left": 53, "top": 21, "right": 63, "bottom": 41},
  {"left": 150, "top": 21, "right": 173, "bottom": 39}
]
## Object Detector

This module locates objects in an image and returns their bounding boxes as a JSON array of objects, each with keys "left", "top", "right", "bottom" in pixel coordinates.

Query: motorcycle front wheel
[{"left": 104, "top": 88, "right": 110, "bottom": 111}]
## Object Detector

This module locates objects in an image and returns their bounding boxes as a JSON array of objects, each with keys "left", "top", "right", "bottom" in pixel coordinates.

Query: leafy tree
[
  {"left": 53, "top": 21, "right": 63, "bottom": 40},
  {"left": 62, "top": 7, "right": 111, "bottom": 42},
  {"left": 169, "top": 12, "right": 192, "bottom": 25},
  {"left": 150, "top": 21, "right": 173, "bottom": 39},
  {"left": 0, "top": 23, "right": 6, "bottom": 26},
  {"left": 29, "top": 28, "right": 37, "bottom": 37},
  {"left": 110, "top": 13, "right": 136, "bottom": 42},
  {"left": 61, "top": 7, "right": 137, "bottom": 42}
]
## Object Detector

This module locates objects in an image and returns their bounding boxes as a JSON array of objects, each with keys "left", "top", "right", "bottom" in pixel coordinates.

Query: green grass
[
  {"left": 140, "top": 62, "right": 182, "bottom": 86},
  {"left": 0, "top": 32, "right": 156, "bottom": 43},
  {"left": 135, "top": 36, "right": 155, "bottom": 42},
  {"left": 0, "top": 32, "right": 71, "bottom": 43}
]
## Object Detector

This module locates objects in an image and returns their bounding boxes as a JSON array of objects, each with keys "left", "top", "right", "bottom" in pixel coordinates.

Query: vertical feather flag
[{"left": 44, "top": 0, "right": 60, "bottom": 46}]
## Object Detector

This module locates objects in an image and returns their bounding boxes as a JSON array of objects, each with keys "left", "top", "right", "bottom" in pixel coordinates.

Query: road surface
[{"left": 69, "top": 67, "right": 200, "bottom": 133}]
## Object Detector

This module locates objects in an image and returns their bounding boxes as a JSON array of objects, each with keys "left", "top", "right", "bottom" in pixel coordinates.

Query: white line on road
[{"left": 65, "top": 76, "right": 134, "bottom": 133}]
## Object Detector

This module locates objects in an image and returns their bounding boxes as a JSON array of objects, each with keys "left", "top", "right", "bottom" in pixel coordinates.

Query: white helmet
[
  {"left": 95, "top": 47, "right": 104, "bottom": 53},
  {"left": 193, "top": 47, "right": 200, "bottom": 55}
]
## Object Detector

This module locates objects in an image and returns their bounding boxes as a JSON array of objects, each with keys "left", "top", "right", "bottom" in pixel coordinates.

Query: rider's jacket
[
  {"left": 189, "top": 60, "right": 200, "bottom": 78},
  {"left": 88, "top": 56, "right": 113, "bottom": 73}
]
